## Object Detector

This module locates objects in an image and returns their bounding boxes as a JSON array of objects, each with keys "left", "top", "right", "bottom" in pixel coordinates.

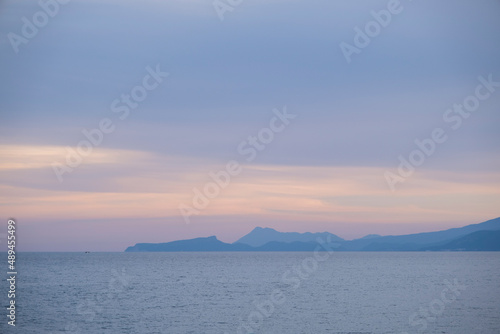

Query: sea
[{"left": 1, "top": 252, "right": 499, "bottom": 334}]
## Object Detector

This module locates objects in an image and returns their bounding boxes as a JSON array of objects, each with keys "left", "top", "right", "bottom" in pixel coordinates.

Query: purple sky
[{"left": 0, "top": 0, "right": 499, "bottom": 251}]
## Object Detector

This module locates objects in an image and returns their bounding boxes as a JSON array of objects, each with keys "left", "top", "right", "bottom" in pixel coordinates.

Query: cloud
[
  {"left": 1, "top": 145, "right": 498, "bottom": 229},
  {"left": 1, "top": 0, "right": 499, "bottom": 250}
]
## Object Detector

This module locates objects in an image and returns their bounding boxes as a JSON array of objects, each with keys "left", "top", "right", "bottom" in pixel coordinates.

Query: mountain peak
[
  {"left": 125, "top": 217, "right": 500, "bottom": 252},
  {"left": 252, "top": 227, "right": 275, "bottom": 232},
  {"left": 235, "top": 227, "right": 344, "bottom": 247}
]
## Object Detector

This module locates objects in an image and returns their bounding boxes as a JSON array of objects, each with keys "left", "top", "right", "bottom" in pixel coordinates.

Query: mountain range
[{"left": 125, "top": 217, "right": 500, "bottom": 252}]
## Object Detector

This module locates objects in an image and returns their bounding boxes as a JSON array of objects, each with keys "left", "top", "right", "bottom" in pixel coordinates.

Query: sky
[{"left": 0, "top": 0, "right": 499, "bottom": 251}]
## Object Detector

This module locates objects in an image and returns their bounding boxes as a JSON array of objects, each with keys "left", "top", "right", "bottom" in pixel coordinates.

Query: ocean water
[{"left": 1, "top": 252, "right": 499, "bottom": 334}]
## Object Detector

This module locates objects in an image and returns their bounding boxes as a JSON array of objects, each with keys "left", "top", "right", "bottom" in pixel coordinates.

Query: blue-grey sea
[{"left": 1, "top": 252, "right": 499, "bottom": 334}]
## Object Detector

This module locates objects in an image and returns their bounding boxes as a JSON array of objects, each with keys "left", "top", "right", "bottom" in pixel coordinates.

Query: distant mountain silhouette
[
  {"left": 126, "top": 236, "right": 251, "bottom": 252},
  {"left": 125, "top": 217, "right": 500, "bottom": 252},
  {"left": 235, "top": 227, "right": 344, "bottom": 247},
  {"left": 358, "top": 234, "right": 382, "bottom": 240},
  {"left": 253, "top": 240, "right": 340, "bottom": 251},
  {"left": 125, "top": 236, "right": 338, "bottom": 252},
  {"left": 421, "top": 230, "right": 500, "bottom": 251},
  {"left": 341, "top": 217, "right": 500, "bottom": 251}
]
